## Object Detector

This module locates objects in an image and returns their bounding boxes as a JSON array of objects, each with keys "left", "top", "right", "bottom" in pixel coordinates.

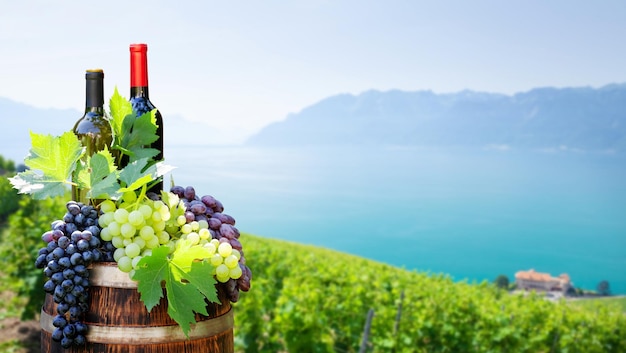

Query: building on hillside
[{"left": 514, "top": 269, "right": 572, "bottom": 293}]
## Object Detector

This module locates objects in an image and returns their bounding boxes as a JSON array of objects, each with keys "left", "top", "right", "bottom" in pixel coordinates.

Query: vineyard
[
  {"left": 0, "top": 178, "right": 625, "bottom": 352},
  {"left": 234, "top": 235, "right": 626, "bottom": 353}
]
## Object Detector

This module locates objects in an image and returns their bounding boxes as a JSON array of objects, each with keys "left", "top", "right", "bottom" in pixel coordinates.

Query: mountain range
[
  {"left": 246, "top": 83, "right": 626, "bottom": 152},
  {"left": 0, "top": 98, "right": 220, "bottom": 164},
  {"left": 2, "top": 83, "right": 625, "bottom": 163}
]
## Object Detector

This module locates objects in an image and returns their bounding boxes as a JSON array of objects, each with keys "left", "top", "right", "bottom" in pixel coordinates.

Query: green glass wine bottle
[{"left": 72, "top": 69, "right": 113, "bottom": 204}]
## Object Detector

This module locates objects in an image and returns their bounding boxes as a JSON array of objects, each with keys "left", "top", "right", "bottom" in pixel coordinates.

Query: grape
[
  {"left": 51, "top": 272, "right": 64, "bottom": 284},
  {"left": 210, "top": 253, "right": 223, "bottom": 266},
  {"left": 230, "top": 238, "right": 243, "bottom": 251},
  {"left": 128, "top": 210, "right": 144, "bottom": 227},
  {"left": 48, "top": 260, "right": 61, "bottom": 273},
  {"left": 170, "top": 185, "right": 185, "bottom": 198},
  {"left": 82, "top": 251, "right": 94, "bottom": 263},
  {"left": 57, "top": 236, "right": 70, "bottom": 249},
  {"left": 219, "top": 224, "right": 238, "bottom": 240},
  {"left": 200, "top": 195, "right": 218, "bottom": 209},
  {"left": 114, "top": 208, "right": 129, "bottom": 224},
  {"left": 76, "top": 239, "right": 90, "bottom": 252},
  {"left": 67, "top": 203, "right": 81, "bottom": 216},
  {"left": 74, "top": 322, "right": 88, "bottom": 335},
  {"left": 225, "top": 279, "right": 240, "bottom": 302},
  {"left": 70, "top": 253, "right": 83, "bottom": 266},
  {"left": 218, "top": 242, "right": 232, "bottom": 258},
  {"left": 117, "top": 256, "right": 133, "bottom": 273},
  {"left": 199, "top": 228, "right": 211, "bottom": 240},
  {"left": 120, "top": 223, "right": 136, "bottom": 239},
  {"left": 74, "top": 334, "right": 86, "bottom": 346},
  {"left": 61, "top": 337, "right": 73, "bottom": 348},
  {"left": 189, "top": 202, "right": 207, "bottom": 215},
  {"left": 57, "top": 302, "right": 70, "bottom": 315},
  {"left": 224, "top": 255, "right": 239, "bottom": 269},
  {"left": 125, "top": 243, "right": 141, "bottom": 258},
  {"left": 204, "top": 242, "right": 217, "bottom": 255},
  {"left": 184, "top": 186, "right": 196, "bottom": 200},
  {"left": 35, "top": 201, "right": 108, "bottom": 349},
  {"left": 42, "top": 231, "right": 55, "bottom": 243},
  {"left": 100, "top": 200, "right": 116, "bottom": 213},
  {"left": 52, "top": 247, "right": 65, "bottom": 260},
  {"left": 58, "top": 257, "right": 71, "bottom": 269},
  {"left": 66, "top": 244, "right": 78, "bottom": 256},
  {"left": 229, "top": 265, "right": 243, "bottom": 279},
  {"left": 63, "top": 323, "right": 77, "bottom": 338},
  {"left": 63, "top": 269, "right": 75, "bottom": 279},
  {"left": 44, "top": 280, "right": 56, "bottom": 293},
  {"left": 35, "top": 254, "right": 48, "bottom": 268},
  {"left": 139, "top": 204, "right": 153, "bottom": 218},
  {"left": 53, "top": 315, "right": 68, "bottom": 328}
]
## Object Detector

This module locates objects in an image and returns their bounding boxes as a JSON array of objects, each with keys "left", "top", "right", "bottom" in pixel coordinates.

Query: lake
[{"left": 166, "top": 144, "right": 626, "bottom": 294}]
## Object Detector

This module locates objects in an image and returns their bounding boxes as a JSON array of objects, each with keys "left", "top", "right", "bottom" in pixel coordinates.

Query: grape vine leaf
[
  {"left": 118, "top": 157, "right": 157, "bottom": 193},
  {"left": 132, "top": 242, "right": 218, "bottom": 336},
  {"left": 87, "top": 148, "right": 120, "bottom": 199},
  {"left": 121, "top": 110, "right": 159, "bottom": 163},
  {"left": 118, "top": 158, "right": 175, "bottom": 194},
  {"left": 109, "top": 87, "right": 159, "bottom": 163},
  {"left": 73, "top": 148, "right": 120, "bottom": 199},
  {"left": 109, "top": 87, "right": 132, "bottom": 142},
  {"left": 9, "top": 131, "right": 83, "bottom": 199}
]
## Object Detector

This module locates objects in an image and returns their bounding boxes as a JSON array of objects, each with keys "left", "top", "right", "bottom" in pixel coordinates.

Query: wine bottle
[
  {"left": 129, "top": 43, "right": 164, "bottom": 194},
  {"left": 72, "top": 69, "right": 113, "bottom": 204}
]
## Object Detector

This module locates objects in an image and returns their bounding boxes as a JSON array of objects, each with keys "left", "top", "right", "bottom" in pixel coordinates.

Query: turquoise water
[{"left": 167, "top": 145, "right": 626, "bottom": 294}]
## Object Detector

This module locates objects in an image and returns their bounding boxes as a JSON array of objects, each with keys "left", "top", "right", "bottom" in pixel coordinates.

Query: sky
[{"left": 1, "top": 0, "right": 625, "bottom": 143}]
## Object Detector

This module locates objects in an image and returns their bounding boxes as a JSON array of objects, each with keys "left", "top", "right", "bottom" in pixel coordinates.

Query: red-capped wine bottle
[
  {"left": 72, "top": 69, "right": 113, "bottom": 204},
  {"left": 129, "top": 43, "right": 164, "bottom": 194}
]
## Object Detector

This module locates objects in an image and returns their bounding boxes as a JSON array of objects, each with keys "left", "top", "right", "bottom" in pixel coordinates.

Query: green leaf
[
  {"left": 26, "top": 131, "right": 83, "bottom": 180},
  {"left": 170, "top": 239, "right": 212, "bottom": 277},
  {"left": 74, "top": 160, "right": 90, "bottom": 190},
  {"left": 87, "top": 149, "right": 120, "bottom": 199},
  {"left": 118, "top": 158, "right": 155, "bottom": 190},
  {"left": 109, "top": 87, "right": 133, "bottom": 141},
  {"left": 165, "top": 272, "right": 210, "bottom": 335},
  {"left": 180, "top": 261, "right": 220, "bottom": 304},
  {"left": 9, "top": 131, "right": 83, "bottom": 199},
  {"left": 9, "top": 171, "right": 67, "bottom": 199},
  {"left": 133, "top": 245, "right": 169, "bottom": 312},
  {"left": 121, "top": 111, "right": 158, "bottom": 162},
  {"left": 130, "top": 147, "right": 160, "bottom": 163},
  {"left": 132, "top": 242, "right": 218, "bottom": 337},
  {"left": 118, "top": 159, "right": 174, "bottom": 194}
]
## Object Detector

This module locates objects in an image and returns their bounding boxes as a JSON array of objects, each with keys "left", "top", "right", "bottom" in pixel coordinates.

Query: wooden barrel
[{"left": 40, "top": 262, "right": 234, "bottom": 353}]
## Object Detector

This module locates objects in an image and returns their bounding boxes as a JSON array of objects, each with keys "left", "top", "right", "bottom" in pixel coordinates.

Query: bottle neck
[
  {"left": 85, "top": 72, "right": 104, "bottom": 108},
  {"left": 130, "top": 44, "right": 149, "bottom": 89},
  {"left": 130, "top": 86, "right": 150, "bottom": 99}
]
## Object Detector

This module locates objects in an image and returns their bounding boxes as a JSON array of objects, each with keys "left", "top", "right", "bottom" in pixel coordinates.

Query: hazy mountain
[
  {"left": 0, "top": 97, "right": 222, "bottom": 164},
  {"left": 0, "top": 97, "right": 79, "bottom": 163},
  {"left": 246, "top": 84, "right": 626, "bottom": 152}
]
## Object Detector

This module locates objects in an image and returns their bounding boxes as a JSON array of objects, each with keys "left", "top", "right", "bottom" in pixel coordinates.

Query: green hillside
[
  {"left": 0, "top": 185, "right": 624, "bottom": 352},
  {"left": 234, "top": 233, "right": 626, "bottom": 353}
]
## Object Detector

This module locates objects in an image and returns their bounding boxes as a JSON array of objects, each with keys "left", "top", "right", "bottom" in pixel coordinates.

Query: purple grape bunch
[
  {"left": 34, "top": 201, "right": 106, "bottom": 348},
  {"left": 170, "top": 185, "right": 252, "bottom": 302}
]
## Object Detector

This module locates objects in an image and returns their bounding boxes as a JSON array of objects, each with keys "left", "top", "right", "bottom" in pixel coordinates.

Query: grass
[{"left": 569, "top": 296, "right": 626, "bottom": 312}]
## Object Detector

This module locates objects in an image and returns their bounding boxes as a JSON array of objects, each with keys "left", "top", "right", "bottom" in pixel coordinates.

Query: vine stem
[{"left": 130, "top": 184, "right": 148, "bottom": 211}]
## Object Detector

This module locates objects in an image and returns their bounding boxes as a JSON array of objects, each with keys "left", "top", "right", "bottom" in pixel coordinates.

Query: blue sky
[{"left": 1, "top": 1, "right": 624, "bottom": 143}]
